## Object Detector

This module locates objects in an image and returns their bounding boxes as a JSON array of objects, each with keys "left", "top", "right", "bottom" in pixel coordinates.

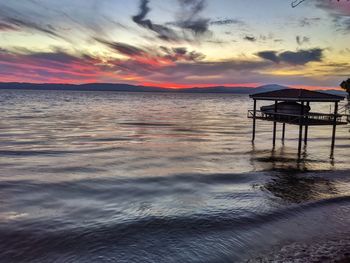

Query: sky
[{"left": 0, "top": 0, "right": 349, "bottom": 89}]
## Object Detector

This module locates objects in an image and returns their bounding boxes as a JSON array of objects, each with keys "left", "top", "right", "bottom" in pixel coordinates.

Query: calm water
[{"left": 0, "top": 90, "right": 350, "bottom": 262}]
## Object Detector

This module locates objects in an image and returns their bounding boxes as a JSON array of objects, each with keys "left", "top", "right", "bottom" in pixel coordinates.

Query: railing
[{"left": 247, "top": 110, "right": 349, "bottom": 124}]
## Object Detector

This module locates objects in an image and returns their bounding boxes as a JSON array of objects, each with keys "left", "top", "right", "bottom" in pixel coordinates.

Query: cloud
[
  {"left": 132, "top": 0, "right": 179, "bottom": 41},
  {"left": 299, "top": 17, "right": 321, "bottom": 27},
  {"left": 312, "top": 0, "right": 350, "bottom": 31},
  {"left": 0, "top": 46, "right": 341, "bottom": 88},
  {"left": 95, "top": 39, "right": 145, "bottom": 57},
  {"left": 296, "top": 35, "right": 310, "bottom": 45},
  {"left": 160, "top": 46, "right": 205, "bottom": 61},
  {"left": 0, "top": 46, "right": 272, "bottom": 86},
  {"left": 210, "top": 18, "right": 245, "bottom": 26},
  {"left": 172, "top": 0, "right": 211, "bottom": 36},
  {"left": 0, "top": 48, "right": 105, "bottom": 83},
  {"left": 314, "top": 0, "right": 350, "bottom": 16},
  {"left": 243, "top": 35, "right": 256, "bottom": 42},
  {"left": 175, "top": 19, "right": 210, "bottom": 35},
  {"left": 256, "top": 51, "right": 280, "bottom": 63},
  {"left": 336, "top": 16, "right": 350, "bottom": 31},
  {"left": 257, "top": 48, "right": 324, "bottom": 65},
  {"left": 5, "top": 17, "right": 60, "bottom": 38},
  {"left": 0, "top": 21, "right": 18, "bottom": 31},
  {"left": 95, "top": 37, "right": 206, "bottom": 73},
  {"left": 0, "top": 4, "right": 63, "bottom": 39}
]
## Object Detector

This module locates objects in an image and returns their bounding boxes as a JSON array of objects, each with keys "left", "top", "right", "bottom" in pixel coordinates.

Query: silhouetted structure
[{"left": 248, "top": 89, "right": 347, "bottom": 157}]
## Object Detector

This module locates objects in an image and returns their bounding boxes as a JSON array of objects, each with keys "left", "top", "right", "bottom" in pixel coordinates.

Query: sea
[{"left": 0, "top": 89, "right": 350, "bottom": 262}]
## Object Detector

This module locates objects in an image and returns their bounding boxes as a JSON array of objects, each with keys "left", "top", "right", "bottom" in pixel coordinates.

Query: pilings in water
[
  {"left": 331, "top": 101, "right": 339, "bottom": 157},
  {"left": 297, "top": 102, "right": 305, "bottom": 157},
  {"left": 250, "top": 101, "right": 341, "bottom": 158},
  {"left": 304, "top": 102, "right": 310, "bottom": 145},
  {"left": 252, "top": 99, "right": 256, "bottom": 142},
  {"left": 273, "top": 100, "right": 277, "bottom": 147},
  {"left": 282, "top": 123, "right": 286, "bottom": 143}
]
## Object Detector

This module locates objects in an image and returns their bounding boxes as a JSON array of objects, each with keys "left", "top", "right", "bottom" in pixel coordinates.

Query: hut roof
[{"left": 250, "top": 89, "right": 345, "bottom": 102}]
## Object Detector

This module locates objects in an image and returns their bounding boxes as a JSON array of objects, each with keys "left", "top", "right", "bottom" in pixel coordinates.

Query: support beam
[
  {"left": 282, "top": 123, "right": 286, "bottom": 143},
  {"left": 331, "top": 101, "right": 339, "bottom": 154},
  {"left": 304, "top": 102, "right": 310, "bottom": 145},
  {"left": 298, "top": 101, "right": 305, "bottom": 157},
  {"left": 273, "top": 100, "right": 278, "bottom": 147},
  {"left": 252, "top": 99, "right": 257, "bottom": 142}
]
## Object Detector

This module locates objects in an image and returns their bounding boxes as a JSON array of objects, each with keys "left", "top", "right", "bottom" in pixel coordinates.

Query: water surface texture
[{"left": 0, "top": 90, "right": 350, "bottom": 262}]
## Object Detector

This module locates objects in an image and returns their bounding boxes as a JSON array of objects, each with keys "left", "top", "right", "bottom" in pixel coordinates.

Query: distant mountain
[
  {"left": 0, "top": 82, "right": 254, "bottom": 93},
  {"left": 0, "top": 82, "right": 166, "bottom": 93},
  {"left": 0, "top": 82, "right": 345, "bottom": 97},
  {"left": 178, "top": 86, "right": 252, "bottom": 93}
]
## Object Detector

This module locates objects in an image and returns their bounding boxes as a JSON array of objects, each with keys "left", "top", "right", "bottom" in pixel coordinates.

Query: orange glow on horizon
[{"left": 139, "top": 81, "right": 260, "bottom": 89}]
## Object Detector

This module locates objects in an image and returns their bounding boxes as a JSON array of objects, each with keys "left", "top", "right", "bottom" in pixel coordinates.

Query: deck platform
[{"left": 247, "top": 110, "right": 348, "bottom": 126}]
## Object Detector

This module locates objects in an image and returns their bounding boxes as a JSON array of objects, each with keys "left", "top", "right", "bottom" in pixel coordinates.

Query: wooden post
[
  {"left": 304, "top": 101, "right": 310, "bottom": 145},
  {"left": 252, "top": 99, "right": 257, "bottom": 142},
  {"left": 298, "top": 101, "right": 304, "bottom": 157},
  {"left": 282, "top": 123, "right": 286, "bottom": 143},
  {"left": 273, "top": 100, "right": 278, "bottom": 147},
  {"left": 331, "top": 101, "right": 339, "bottom": 153}
]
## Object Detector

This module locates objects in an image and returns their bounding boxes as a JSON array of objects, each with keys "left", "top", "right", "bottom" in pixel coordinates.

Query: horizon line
[{"left": 0, "top": 81, "right": 342, "bottom": 91}]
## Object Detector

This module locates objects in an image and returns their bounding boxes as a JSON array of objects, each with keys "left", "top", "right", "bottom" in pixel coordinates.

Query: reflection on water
[
  {"left": 249, "top": 143, "right": 332, "bottom": 172},
  {"left": 0, "top": 90, "right": 349, "bottom": 262},
  {"left": 263, "top": 170, "right": 338, "bottom": 203}
]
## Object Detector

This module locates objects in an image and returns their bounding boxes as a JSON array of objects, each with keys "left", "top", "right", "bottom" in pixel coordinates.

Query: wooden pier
[{"left": 248, "top": 89, "right": 348, "bottom": 157}]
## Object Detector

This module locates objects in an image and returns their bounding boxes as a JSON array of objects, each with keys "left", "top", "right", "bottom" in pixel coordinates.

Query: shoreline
[{"left": 247, "top": 235, "right": 350, "bottom": 263}]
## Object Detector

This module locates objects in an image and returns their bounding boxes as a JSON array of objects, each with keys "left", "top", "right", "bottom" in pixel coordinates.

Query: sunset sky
[{"left": 0, "top": 0, "right": 349, "bottom": 89}]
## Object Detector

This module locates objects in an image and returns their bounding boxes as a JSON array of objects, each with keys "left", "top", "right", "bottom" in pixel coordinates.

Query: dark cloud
[
  {"left": 0, "top": 21, "right": 18, "bottom": 31},
  {"left": 256, "top": 51, "right": 280, "bottom": 63},
  {"left": 299, "top": 17, "right": 321, "bottom": 27},
  {"left": 210, "top": 19, "right": 244, "bottom": 26},
  {"left": 206, "top": 39, "right": 226, "bottom": 44},
  {"left": 257, "top": 48, "right": 324, "bottom": 65},
  {"left": 174, "top": 0, "right": 211, "bottom": 35},
  {"left": 259, "top": 34, "right": 275, "bottom": 42},
  {"left": 160, "top": 46, "right": 205, "bottom": 61},
  {"left": 243, "top": 35, "right": 256, "bottom": 42},
  {"left": 279, "top": 48, "right": 323, "bottom": 65},
  {"left": 132, "top": 0, "right": 179, "bottom": 41},
  {"left": 330, "top": 15, "right": 350, "bottom": 32},
  {"left": 2, "top": 17, "right": 62, "bottom": 39},
  {"left": 146, "top": 59, "right": 273, "bottom": 85},
  {"left": 178, "top": 0, "right": 206, "bottom": 18},
  {"left": 27, "top": 51, "right": 83, "bottom": 64},
  {"left": 296, "top": 35, "right": 310, "bottom": 45},
  {"left": 132, "top": 0, "right": 213, "bottom": 41},
  {"left": 175, "top": 18, "right": 210, "bottom": 35},
  {"left": 95, "top": 37, "right": 205, "bottom": 66},
  {"left": 95, "top": 39, "right": 145, "bottom": 57}
]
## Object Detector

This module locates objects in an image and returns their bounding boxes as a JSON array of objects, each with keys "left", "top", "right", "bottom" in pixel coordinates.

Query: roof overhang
[
  {"left": 249, "top": 89, "right": 345, "bottom": 102},
  {"left": 249, "top": 96, "right": 344, "bottom": 102}
]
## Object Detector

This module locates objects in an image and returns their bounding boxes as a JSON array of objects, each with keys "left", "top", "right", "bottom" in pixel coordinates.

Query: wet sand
[{"left": 248, "top": 235, "right": 350, "bottom": 262}]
